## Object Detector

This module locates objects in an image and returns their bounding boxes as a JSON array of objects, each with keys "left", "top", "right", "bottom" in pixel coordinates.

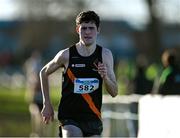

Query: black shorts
[{"left": 59, "top": 119, "right": 103, "bottom": 137}]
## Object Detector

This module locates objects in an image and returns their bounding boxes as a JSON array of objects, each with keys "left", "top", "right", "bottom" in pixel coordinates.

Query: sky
[
  {"left": 89, "top": 0, "right": 150, "bottom": 28},
  {"left": 0, "top": 0, "right": 19, "bottom": 20},
  {"left": 0, "top": 0, "right": 149, "bottom": 22},
  {"left": 0, "top": 0, "right": 179, "bottom": 26},
  {"left": 0, "top": 0, "right": 150, "bottom": 30},
  {"left": 90, "top": 0, "right": 149, "bottom": 23}
]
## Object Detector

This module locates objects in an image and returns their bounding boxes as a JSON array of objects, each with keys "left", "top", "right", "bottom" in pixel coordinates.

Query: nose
[{"left": 85, "top": 28, "right": 91, "bottom": 34}]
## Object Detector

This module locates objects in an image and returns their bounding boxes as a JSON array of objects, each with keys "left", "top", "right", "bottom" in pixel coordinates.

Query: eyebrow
[{"left": 81, "top": 26, "right": 95, "bottom": 29}]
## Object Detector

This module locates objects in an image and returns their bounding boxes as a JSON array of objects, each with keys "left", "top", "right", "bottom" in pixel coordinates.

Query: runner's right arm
[{"left": 39, "top": 49, "right": 69, "bottom": 124}]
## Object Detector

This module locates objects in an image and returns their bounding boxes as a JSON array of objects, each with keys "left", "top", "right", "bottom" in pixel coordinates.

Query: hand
[
  {"left": 97, "top": 62, "right": 107, "bottom": 79},
  {"left": 41, "top": 103, "right": 54, "bottom": 124}
]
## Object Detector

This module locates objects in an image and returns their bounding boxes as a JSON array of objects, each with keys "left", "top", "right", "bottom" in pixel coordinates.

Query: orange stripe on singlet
[
  {"left": 81, "top": 94, "right": 101, "bottom": 119},
  {"left": 67, "top": 68, "right": 75, "bottom": 82},
  {"left": 66, "top": 68, "right": 101, "bottom": 120}
]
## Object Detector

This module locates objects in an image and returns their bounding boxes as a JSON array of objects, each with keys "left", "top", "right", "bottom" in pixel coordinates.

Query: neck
[{"left": 76, "top": 42, "right": 97, "bottom": 57}]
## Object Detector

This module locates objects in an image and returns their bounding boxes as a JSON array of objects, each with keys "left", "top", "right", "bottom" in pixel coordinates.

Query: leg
[{"left": 62, "top": 125, "right": 83, "bottom": 137}]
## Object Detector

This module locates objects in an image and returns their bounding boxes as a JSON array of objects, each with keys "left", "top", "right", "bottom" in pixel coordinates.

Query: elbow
[
  {"left": 39, "top": 67, "right": 48, "bottom": 79},
  {"left": 111, "top": 91, "right": 118, "bottom": 97},
  {"left": 39, "top": 68, "right": 44, "bottom": 78},
  {"left": 111, "top": 87, "right": 118, "bottom": 97},
  {"left": 106, "top": 84, "right": 118, "bottom": 97}
]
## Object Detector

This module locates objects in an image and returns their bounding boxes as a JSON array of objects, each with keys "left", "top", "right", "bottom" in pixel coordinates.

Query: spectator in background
[
  {"left": 132, "top": 54, "right": 153, "bottom": 95},
  {"left": 24, "top": 50, "right": 43, "bottom": 136},
  {"left": 158, "top": 49, "right": 180, "bottom": 95}
]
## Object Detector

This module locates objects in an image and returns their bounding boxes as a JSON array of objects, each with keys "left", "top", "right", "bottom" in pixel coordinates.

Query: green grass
[
  {"left": 0, "top": 87, "right": 30, "bottom": 136},
  {"left": 0, "top": 88, "right": 28, "bottom": 113},
  {"left": 0, "top": 86, "right": 60, "bottom": 137}
]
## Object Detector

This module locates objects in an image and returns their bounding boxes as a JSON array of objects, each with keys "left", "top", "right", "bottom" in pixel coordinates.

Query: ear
[{"left": 76, "top": 26, "right": 80, "bottom": 34}]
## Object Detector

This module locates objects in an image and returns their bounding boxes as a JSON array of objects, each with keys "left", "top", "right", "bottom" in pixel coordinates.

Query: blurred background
[{"left": 0, "top": 0, "right": 180, "bottom": 137}]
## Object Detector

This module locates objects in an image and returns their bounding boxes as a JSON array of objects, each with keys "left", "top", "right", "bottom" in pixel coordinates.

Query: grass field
[{"left": 0, "top": 86, "right": 60, "bottom": 137}]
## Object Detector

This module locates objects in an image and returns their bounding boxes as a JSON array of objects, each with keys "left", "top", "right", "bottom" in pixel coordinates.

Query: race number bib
[{"left": 74, "top": 78, "right": 99, "bottom": 94}]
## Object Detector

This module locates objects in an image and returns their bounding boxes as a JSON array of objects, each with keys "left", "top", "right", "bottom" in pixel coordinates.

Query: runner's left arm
[{"left": 98, "top": 48, "right": 118, "bottom": 97}]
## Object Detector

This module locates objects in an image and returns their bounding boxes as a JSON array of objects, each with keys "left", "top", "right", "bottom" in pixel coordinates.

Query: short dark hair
[{"left": 76, "top": 11, "right": 100, "bottom": 29}]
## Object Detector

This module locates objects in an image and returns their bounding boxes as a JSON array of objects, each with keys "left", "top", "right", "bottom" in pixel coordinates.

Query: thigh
[
  {"left": 59, "top": 119, "right": 83, "bottom": 137},
  {"left": 62, "top": 125, "right": 83, "bottom": 137}
]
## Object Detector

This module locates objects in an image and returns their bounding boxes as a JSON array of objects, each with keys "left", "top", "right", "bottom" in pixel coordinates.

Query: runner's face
[{"left": 76, "top": 22, "right": 99, "bottom": 46}]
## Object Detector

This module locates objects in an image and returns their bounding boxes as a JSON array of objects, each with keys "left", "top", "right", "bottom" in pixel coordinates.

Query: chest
[{"left": 69, "top": 57, "right": 100, "bottom": 77}]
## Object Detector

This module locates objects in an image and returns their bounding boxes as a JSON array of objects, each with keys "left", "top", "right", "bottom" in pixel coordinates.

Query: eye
[
  {"left": 81, "top": 27, "right": 87, "bottom": 30},
  {"left": 89, "top": 27, "right": 95, "bottom": 30}
]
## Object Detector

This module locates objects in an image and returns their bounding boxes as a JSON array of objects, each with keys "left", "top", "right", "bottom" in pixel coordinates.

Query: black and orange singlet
[{"left": 58, "top": 45, "right": 103, "bottom": 121}]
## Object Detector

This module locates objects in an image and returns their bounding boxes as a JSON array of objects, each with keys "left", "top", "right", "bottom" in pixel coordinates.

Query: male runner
[{"left": 39, "top": 10, "right": 118, "bottom": 137}]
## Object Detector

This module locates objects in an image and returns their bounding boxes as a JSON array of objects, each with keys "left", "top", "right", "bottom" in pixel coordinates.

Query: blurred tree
[
  {"left": 145, "top": 0, "right": 162, "bottom": 62},
  {"left": 15, "top": 0, "right": 95, "bottom": 20},
  {"left": 145, "top": 0, "right": 180, "bottom": 62}
]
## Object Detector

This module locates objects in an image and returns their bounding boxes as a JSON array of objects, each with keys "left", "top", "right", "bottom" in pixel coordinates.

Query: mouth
[{"left": 84, "top": 36, "right": 92, "bottom": 40}]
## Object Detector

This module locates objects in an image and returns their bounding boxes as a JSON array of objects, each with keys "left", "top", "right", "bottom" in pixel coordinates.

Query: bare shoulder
[
  {"left": 102, "top": 47, "right": 113, "bottom": 62},
  {"left": 55, "top": 48, "right": 69, "bottom": 59},
  {"left": 54, "top": 48, "right": 69, "bottom": 66}
]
